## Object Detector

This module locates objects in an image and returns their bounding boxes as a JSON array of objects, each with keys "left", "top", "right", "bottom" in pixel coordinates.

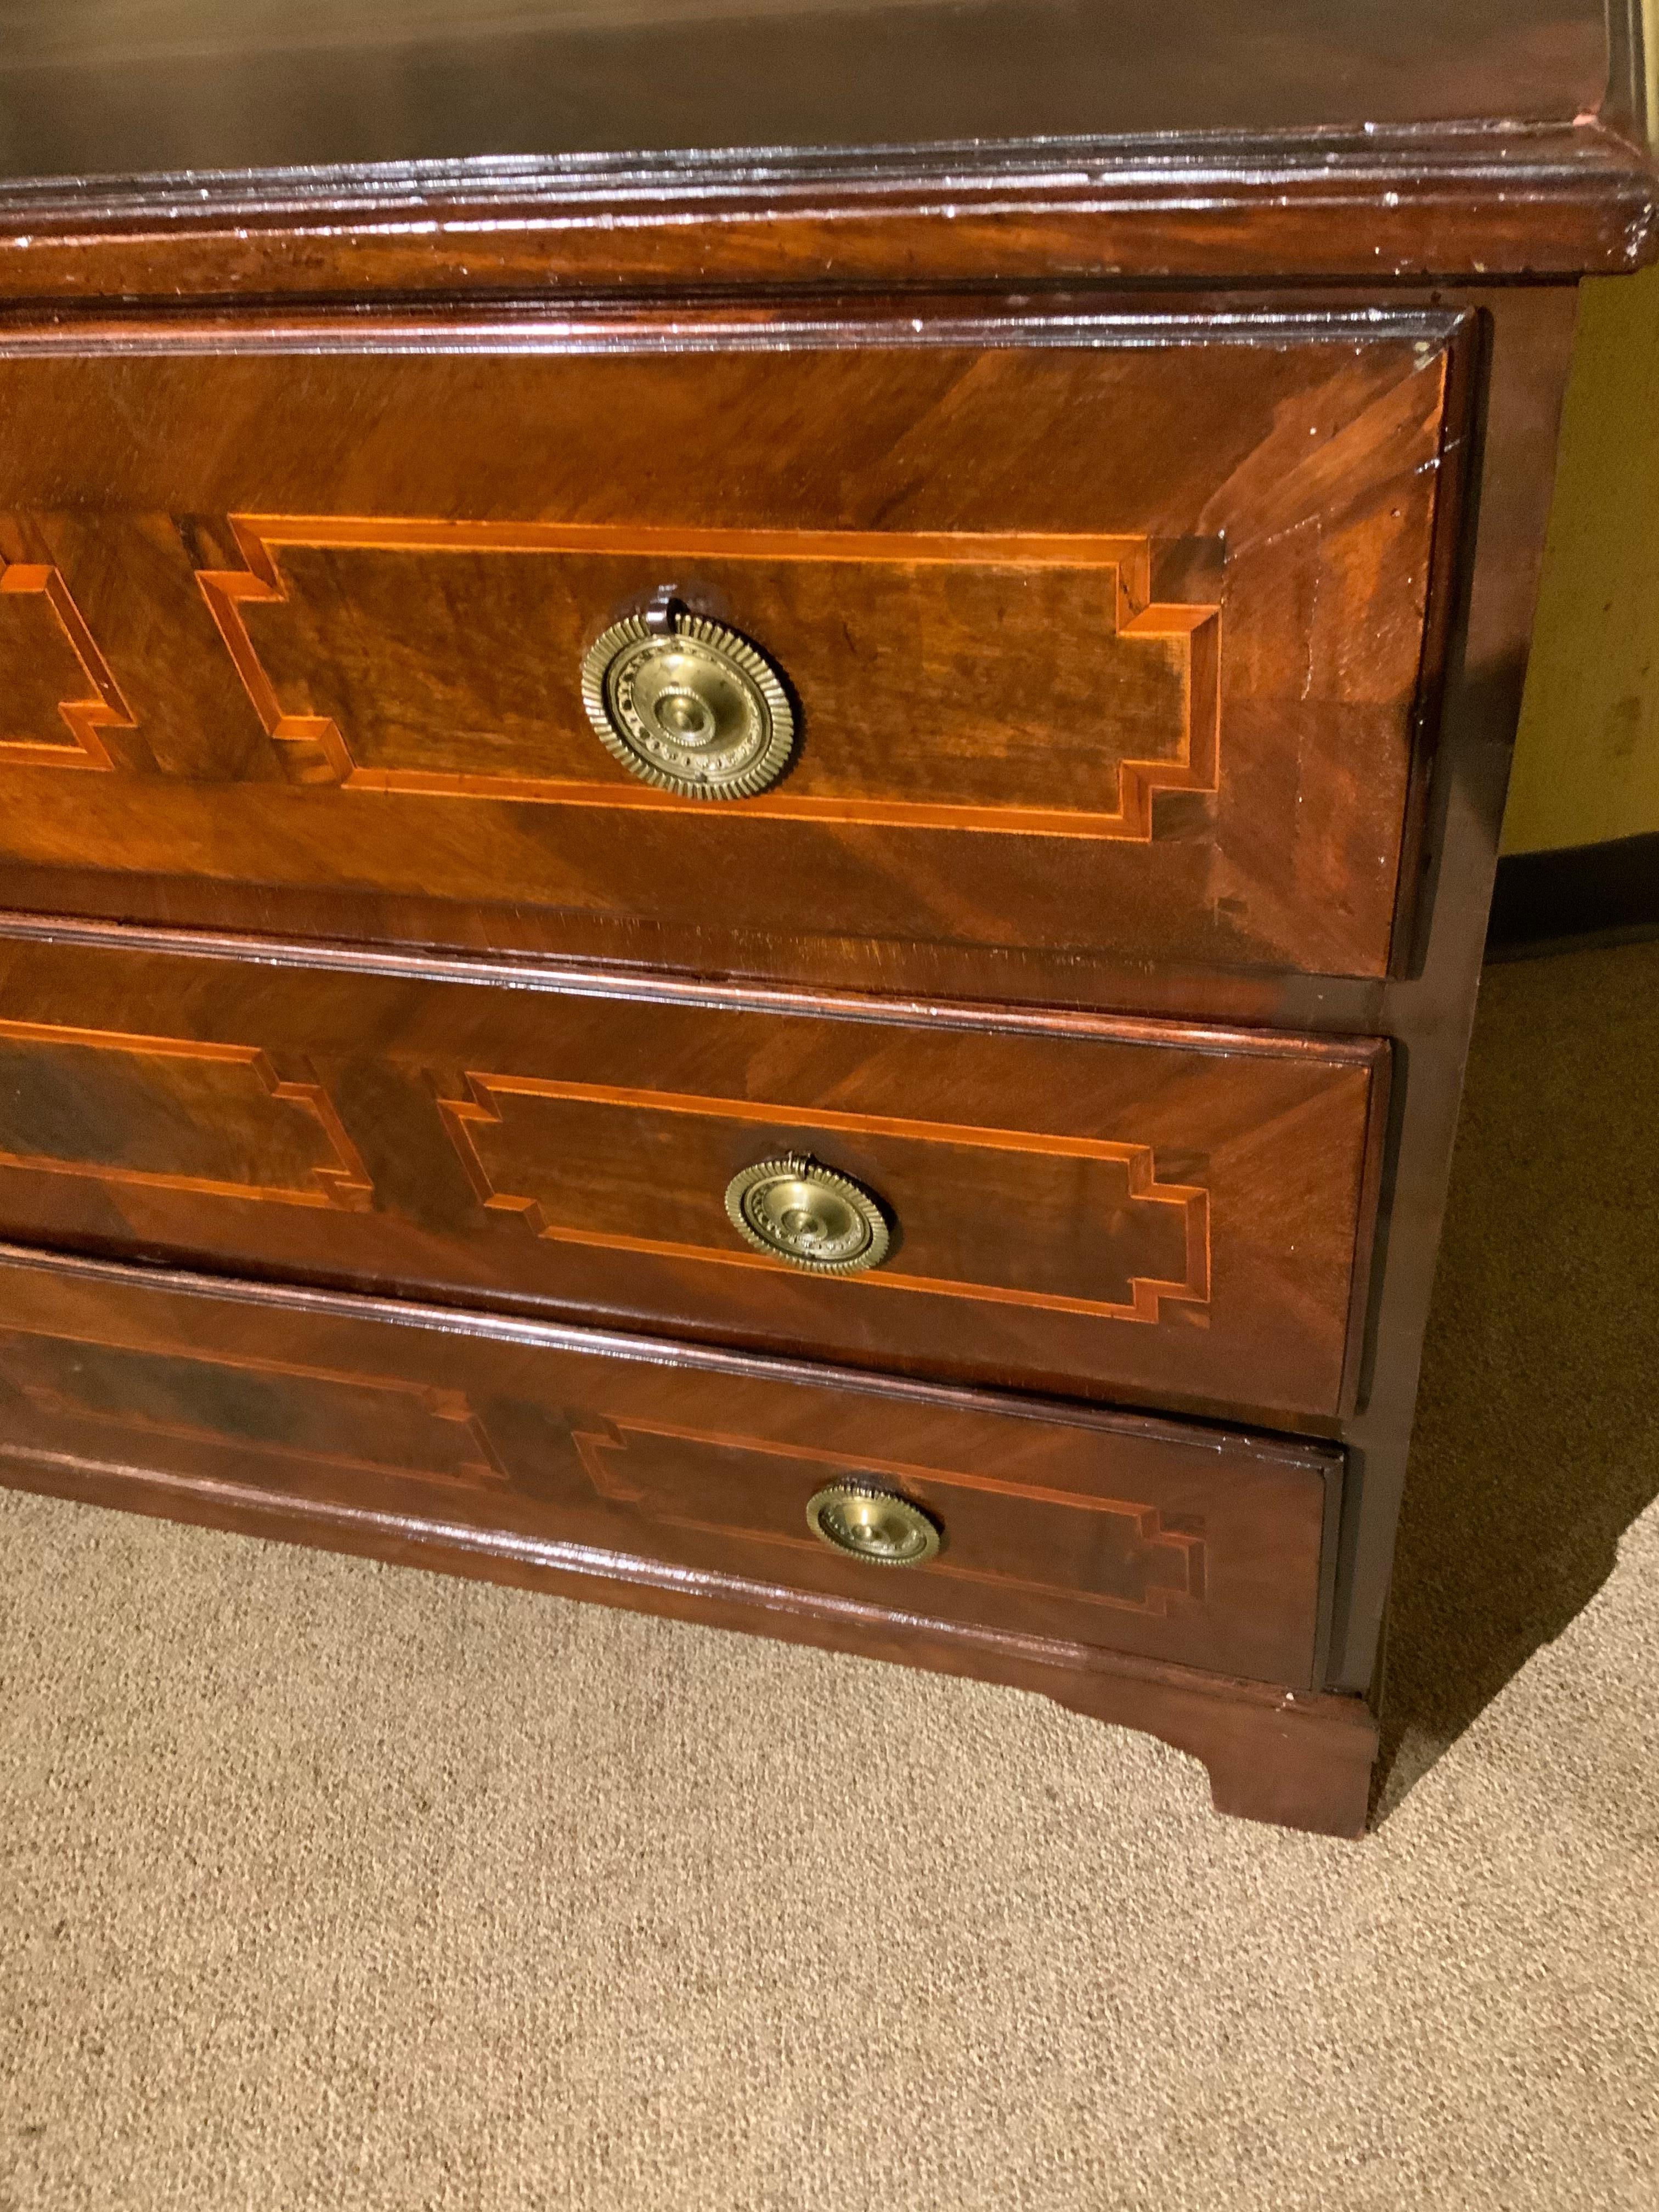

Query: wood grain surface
[
  {"left": 207, "top": 519, "right": 1220, "bottom": 838},
  {"left": 0, "top": 22, "right": 1636, "bottom": 1839},
  {"left": 0, "top": 0, "right": 1651, "bottom": 303},
  {"left": 0, "top": 1242, "right": 1340, "bottom": 1691},
  {"left": 0, "top": 307, "right": 1465, "bottom": 983},
  {"left": 0, "top": 934, "right": 1386, "bottom": 1424},
  {"left": 0, "top": 0, "right": 1618, "bottom": 186},
  {"left": 0, "top": 129, "right": 1651, "bottom": 299}
]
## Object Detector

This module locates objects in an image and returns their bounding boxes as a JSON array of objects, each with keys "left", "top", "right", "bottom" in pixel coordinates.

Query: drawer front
[
  {"left": 0, "top": 307, "right": 1465, "bottom": 981},
  {"left": 0, "top": 934, "right": 1384, "bottom": 1422},
  {"left": 0, "top": 1246, "right": 1339, "bottom": 1687}
]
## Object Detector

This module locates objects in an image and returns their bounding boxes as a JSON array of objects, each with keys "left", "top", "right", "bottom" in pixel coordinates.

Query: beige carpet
[{"left": 3, "top": 940, "right": 1657, "bottom": 2212}]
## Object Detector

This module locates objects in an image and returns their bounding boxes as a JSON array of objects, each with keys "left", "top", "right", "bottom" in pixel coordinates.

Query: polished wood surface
[
  {"left": 0, "top": 0, "right": 1618, "bottom": 183},
  {"left": 0, "top": 934, "right": 1385, "bottom": 1423},
  {"left": 1324, "top": 285, "right": 1585, "bottom": 1696},
  {"left": 0, "top": 23, "right": 1649, "bottom": 1837},
  {"left": 0, "top": 1243, "right": 1339, "bottom": 1691},
  {"left": 1, "top": 128, "right": 1652, "bottom": 301},
  {"left": 0, "top": 307, "right": 1463, "bottom": 983},
  {"left": 3, "top": 1386, "right": 1378, "bottom": 1835},
  {"left": 212, "top": 519, "right": 1220, "bottom": 838}
]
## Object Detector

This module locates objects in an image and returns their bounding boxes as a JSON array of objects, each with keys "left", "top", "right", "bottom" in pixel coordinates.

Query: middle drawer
[{"left": 0, "top": 933, "right": 1384, "bottom": 1423}]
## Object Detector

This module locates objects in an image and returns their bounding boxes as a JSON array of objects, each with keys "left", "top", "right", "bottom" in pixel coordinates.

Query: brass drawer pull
[
  {"left": 806, "top": 1480, "right": 941, "bottom": 1567},
  {"left": 724, "top": 1155, "right": 891, "bottom": 1274},
  {"left": 580, "top": 606, "right": 794, "bottom": 799}
]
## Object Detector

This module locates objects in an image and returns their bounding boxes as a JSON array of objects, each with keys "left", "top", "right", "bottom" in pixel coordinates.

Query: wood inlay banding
[
  {"left": 0, "top": 555, "right": 137, "bottom": 771},
  {"left": 573, "top": 1415, "right": 1206, "bottom": 1618},
  {"left": 436, "top": 1072, "right": 1210, "bottom": 1325},
  {"left": 0, "top": 1320, "right": 503, "bottom": 1488},
  {"left": 0, "top": 1241, "right": 1342, "bottom": 1691},
  {"left": 0, "top": 1019, "right": 373, "bottom": 1211},
  {"left": 198, "top": 515, "right": 1221, "bottom": 840}
]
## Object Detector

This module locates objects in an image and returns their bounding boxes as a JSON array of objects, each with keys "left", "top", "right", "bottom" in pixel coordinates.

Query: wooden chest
[{"left": 0, "top": 0, "right": 1651, "bottom": 1832}]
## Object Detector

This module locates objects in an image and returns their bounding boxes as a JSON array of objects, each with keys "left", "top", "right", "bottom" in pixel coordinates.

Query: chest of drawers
[{"left": 0, "top": 0, "right": 1652, "bottom": 1833}]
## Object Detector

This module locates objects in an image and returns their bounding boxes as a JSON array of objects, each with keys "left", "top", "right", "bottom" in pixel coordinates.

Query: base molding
[
  {"left": 0, "top": 1441, "right": 1379, "bottom": 1841},
  {"left": 1488, "top": 831, "right": 1659, "bottom": 957},
  {"left": 1051, "top": 1671, "right": 1378, "bottom": 1837}
]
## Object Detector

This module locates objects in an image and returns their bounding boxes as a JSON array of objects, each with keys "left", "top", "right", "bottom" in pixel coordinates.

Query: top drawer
[{"left": 0, "top": 307, "right": 1466, "bottom": 982}]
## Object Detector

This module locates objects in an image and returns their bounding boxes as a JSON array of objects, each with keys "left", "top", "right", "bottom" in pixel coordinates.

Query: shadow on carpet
[{"left": 1374, "top": 936, "right": 1659, "bottom": 1818}]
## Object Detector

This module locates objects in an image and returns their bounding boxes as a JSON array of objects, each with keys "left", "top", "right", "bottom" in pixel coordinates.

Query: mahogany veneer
[
  {"left": 0, "top": 1244, "right": 1339, "bottom": 1689},
  {"left": 0, "top": 2, "right": 1651, "bottom": 1837},
  {"left": 0, "top": 933, "right": 1385, "bottom": 1421},
  {"left": 0, "top": 314, "right": 1463, "bottom": 980}
]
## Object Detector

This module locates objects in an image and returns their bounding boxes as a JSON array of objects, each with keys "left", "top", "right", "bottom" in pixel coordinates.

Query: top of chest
[{"left": 0, "top": 0, "right": 1652, "bottom": 297}]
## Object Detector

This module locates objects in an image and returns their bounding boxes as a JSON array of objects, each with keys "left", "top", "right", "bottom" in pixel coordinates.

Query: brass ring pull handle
[
  {"left": 724, "top": 1155, "right": 891, "bottom": 1274},
  {"left": 806, "top": 1480, "right": 942, "bottom": 1567},
  {"left": 580, "top": 607, "right": 795, "bottom": 799}
]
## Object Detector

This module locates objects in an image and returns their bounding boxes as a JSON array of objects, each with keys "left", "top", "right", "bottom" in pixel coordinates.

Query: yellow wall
[
  {"left": 1503, "top": 262, "right": 1659, "bottom": 854},
  {"left": 1503, "top": 4, "right": 1659, "bottom": 855}
]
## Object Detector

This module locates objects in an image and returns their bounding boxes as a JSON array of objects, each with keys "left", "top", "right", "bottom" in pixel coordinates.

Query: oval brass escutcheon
[
  {"left": 724, "top": 1155, "right": 891, "bottom": 1274},
  {"left": 806, "top": 1480, "right": 942, "bottom": 1567},
  {"left": 580, "top": 608, "right": 795, "bottom": 799}
]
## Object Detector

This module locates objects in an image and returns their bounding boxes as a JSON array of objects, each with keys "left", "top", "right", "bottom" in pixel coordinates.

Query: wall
[
  {"left": 1503, "top": 264, "right": 1659, "bottom": 854},
  {"left": 1502, "top": 3, "right": 1659, "bottom": 855}
]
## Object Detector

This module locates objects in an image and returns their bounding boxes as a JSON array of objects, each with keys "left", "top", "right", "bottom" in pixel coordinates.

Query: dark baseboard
[{"left": 1486, "top": 831, "right": 1659, "bottom": 961}]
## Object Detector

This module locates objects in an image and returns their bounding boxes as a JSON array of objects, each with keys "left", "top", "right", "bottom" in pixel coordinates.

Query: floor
[{"left": 2, "top": 939, "right": 1656, "bottom": 2212}]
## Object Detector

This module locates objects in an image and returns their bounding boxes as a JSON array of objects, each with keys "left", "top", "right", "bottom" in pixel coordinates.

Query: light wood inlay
[
  {"left": 0, "top": 1321, "right": 505, "bottom": 1488},
  {"left": 198, "top": 515, "right": 1221, "bottom": 839},
  {"left": 573, "top": 1415, "right": 1206, "bottom": 1617},
  {"left": 0, "top": 555, "right": 137, "bottom": 771},
  {"left": 0, "top": 1020, "right": 374, "bottom": 1211},
  {"left": 0, "top": 328, "right": 1460, "bottom": 980},
  {"left": 436, "top": 1072, "right": 1211, "bottom": 1325}
]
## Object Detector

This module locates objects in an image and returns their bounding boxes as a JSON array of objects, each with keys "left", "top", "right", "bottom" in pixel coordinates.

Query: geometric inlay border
[
  {"left": 0, "top": 1321, "right": 504, "bottom": 1489},
  {"left": 0, "top": 557, "right": 139, "bottom": 772},
  {"left": 198, "top": 515, "right": 1221, "bottom": 840},
  {"left": 573, "top": 1415, "right": 1206, "bottom": 1617},
  {"left": 0, "top": 1020, "right": 374, "bottom": 1211},
  {"left": 437, "top": 1072, "right": 1209, "bottom": 1325}
]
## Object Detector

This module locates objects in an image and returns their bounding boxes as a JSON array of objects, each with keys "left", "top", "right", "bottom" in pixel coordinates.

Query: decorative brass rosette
[
  {"left": 580, "top": 610, "right": 795, "bottom": 799},
  {"left": 724, "top": 1155, "right": 891, "bottom": 1274},
  {"left": 805, "top": 1480, "right": 943, "bottom": 1567}
]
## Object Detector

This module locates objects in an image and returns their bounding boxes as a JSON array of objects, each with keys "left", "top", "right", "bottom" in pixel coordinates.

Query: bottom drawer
[{"left": 0, "top": 1244, "right": 1339, "bottom": 1690}]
